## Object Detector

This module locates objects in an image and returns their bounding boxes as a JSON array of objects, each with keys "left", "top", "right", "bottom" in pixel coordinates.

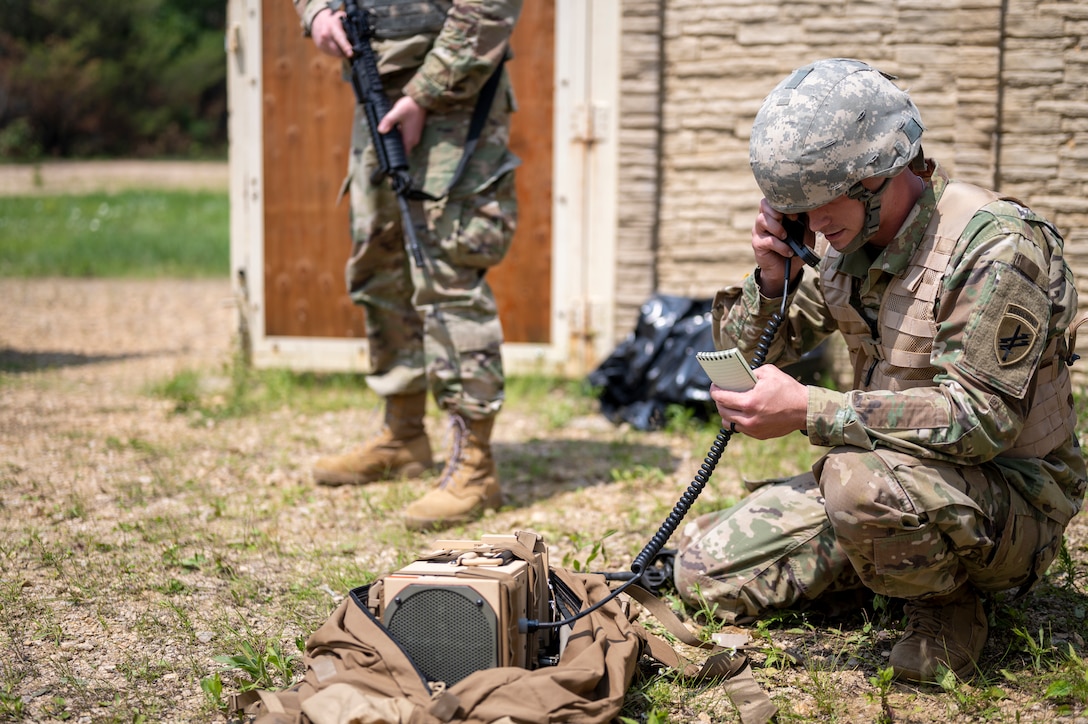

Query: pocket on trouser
[
  {"left": 965, "top": 494, "right": 1064, "bottom": 593},
  {"left": 435, "top": 169, "right": 518, "bottom": 269},
  {"left": 869, "top": 525, "right": 951, "bottom": 599},
  {"left": 425, "top": 309, "right": 504, "bottom": 418},
  {"left": 674, "top": 473, "right": 861, "bottom": 624},
  {"left": 826, "top": 448, "right": 989, "bottom": 599}
]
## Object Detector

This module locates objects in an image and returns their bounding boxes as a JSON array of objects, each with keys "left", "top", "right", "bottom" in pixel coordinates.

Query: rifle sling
[
  {"left": 444, "top": 51, "right": 508, "bottom": 197},
  {"left": 379, "top": 53, "right": 506, "bottom": 205}
]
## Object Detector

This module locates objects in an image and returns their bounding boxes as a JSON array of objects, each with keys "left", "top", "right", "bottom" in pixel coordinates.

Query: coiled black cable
[
  {"left": 629, "top": 257, "right": 793, "bottom": 577},
  {"left": 524, "top": 259, "right": 796, "bottom": 633},
  {"left": 629, "top": 425, "right": 730, "bottom": 576}
]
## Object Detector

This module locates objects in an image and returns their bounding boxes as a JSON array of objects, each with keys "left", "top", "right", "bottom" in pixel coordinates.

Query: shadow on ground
[
  {"left": 496, "top": 437, "right": 677, "bottom": 508},
  {"left": 0, "top": 347, "right": 152, "bottom": 372}
]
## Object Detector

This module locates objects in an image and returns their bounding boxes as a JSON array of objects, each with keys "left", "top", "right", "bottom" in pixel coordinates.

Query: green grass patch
[
  {"left": 505, "top": 374, "right": 599, "bottom": 429},
  {"left": 0, "top": 190, "right": 228, "bottom": 278},
  {"left": 152, "top": 357, "right": 379, "bottom": 422}
]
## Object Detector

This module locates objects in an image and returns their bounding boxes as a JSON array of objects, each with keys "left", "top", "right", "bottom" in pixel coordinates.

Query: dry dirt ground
[{"left": 1, "top": 164, "right": 1087, "bottom": 723}]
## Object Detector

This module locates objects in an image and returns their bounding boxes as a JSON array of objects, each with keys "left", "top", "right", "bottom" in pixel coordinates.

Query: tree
[{"left": 0, "top": 0, "right": 227, "bottom": 159}]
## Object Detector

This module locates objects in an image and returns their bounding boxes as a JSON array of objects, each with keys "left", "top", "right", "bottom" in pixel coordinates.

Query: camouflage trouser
[
  {"left": 674, "top": 446, "right": 1065, "bottom": 623},
  {"left": 344, "top": 100, "right": 518, "bottom": 420}
]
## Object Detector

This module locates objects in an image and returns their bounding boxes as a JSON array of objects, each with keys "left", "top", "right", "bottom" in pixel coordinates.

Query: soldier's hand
[
  {"left": 378, "top": 96, "right": 427, "bottom": 153},
  {"left": 752, "top": 198, "right": 806, "bottom": 297},
  {"left": 311, "top": 8, "right": 353, "bottom": 58},
  {"left": 710, "top": 365, "right": 808, "bottom": 440}
]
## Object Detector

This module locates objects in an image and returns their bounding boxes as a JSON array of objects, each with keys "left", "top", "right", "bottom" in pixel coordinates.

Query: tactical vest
[
  {"left": 820, "top": 181, "right": 1076, "bottom": 460},
  {"left": 362, "top": 0, "right": 451, "bottom": 40}
]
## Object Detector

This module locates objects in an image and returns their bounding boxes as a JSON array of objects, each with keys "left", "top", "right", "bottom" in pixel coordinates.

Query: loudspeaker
[
  {"left": 383, "top": 584, "right": 499, "bottom": 685},
  {"left": 378, "top": 532, "right": 550, "bottom": 685}
]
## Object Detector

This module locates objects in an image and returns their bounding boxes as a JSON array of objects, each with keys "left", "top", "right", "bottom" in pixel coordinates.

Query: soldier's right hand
[
  {"left": 311, "top": 8, "right": 353, "bottom": 58},
  {"left": 752, "top": 198, "right": 806, "bottom": 297}
]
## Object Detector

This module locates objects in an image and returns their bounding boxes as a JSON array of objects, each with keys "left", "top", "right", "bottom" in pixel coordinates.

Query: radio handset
[{"left": 783, "top": 213, "right": 820, "bottom": 268}]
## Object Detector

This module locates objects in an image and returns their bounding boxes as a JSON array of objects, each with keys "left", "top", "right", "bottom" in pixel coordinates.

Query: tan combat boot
[
  {"left": 312, "top": 392, "right": 433, "bottom": 486},
  {"left": 889, "top": 585, "right": 988, "bottom": 682},
  {"left": 403, "top": 415, "right": 502, "bottom": 530}
]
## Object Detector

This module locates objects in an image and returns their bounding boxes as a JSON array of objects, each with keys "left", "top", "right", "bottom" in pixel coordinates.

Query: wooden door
[
  {"left": 261, "top": 0, "right": 359, "bottom": 338},
  {"left": 493, "top": 1, "right": 554, "bottom": 343},
  {"left": 260, "top": 0, "right": 554, "bottom": 344}
]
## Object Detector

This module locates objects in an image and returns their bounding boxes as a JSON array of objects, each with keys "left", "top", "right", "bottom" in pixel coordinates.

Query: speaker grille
[{"left": 384, "top": 584, "right": 498, "bottom": 685}]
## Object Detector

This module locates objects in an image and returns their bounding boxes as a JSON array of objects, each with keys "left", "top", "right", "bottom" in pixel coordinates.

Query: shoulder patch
[{"left": 994, "top": 303, "right": 1039, "bottom": 366}]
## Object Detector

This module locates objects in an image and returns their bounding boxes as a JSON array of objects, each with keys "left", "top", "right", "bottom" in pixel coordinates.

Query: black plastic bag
[
  {"left": 587, "top": 295, "right": 716, "bottom": 431},
  {"left": 588, "top": 294, "right": 833, "bottom": 431}
]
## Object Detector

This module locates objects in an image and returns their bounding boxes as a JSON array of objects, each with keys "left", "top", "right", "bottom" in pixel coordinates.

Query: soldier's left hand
[
  {"left": 710, "top": 364, "right": 808, "bottom": 440},
  {"left": 378, "top": 96, "right": 427, "bottom": 153}
]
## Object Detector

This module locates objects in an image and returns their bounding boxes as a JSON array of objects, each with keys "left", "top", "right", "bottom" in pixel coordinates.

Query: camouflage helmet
[{"left": 749, "top": 58, "right": 925, "bottom": 214}]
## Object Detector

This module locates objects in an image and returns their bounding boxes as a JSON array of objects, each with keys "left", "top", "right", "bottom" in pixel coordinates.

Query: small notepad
[{"left": 696, "top": 348, "right": 757, "bottom": 391}]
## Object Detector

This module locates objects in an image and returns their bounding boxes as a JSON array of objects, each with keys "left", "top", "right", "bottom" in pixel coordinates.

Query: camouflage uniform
[
  {"left": 676, "top": 162, "right": 1086, "bottom": 623},
  {"left": 296, "top": 0, "right": 521, "bottom": 420}
]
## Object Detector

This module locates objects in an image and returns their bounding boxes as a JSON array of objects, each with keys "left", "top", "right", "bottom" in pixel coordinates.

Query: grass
[
  {"left": 0, "top": 190, "right": 228, "bottom": 278},
  {"left": 3, "top": 344, "right": 1088, "bottom": 721},
  {"left": 150, "top": 346, "right": 379, "bottom": 422}
]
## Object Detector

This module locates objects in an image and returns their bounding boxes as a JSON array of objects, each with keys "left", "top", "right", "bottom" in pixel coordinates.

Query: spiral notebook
[{"left": 695, "top": 348, "right": 757, "bottom": 391}]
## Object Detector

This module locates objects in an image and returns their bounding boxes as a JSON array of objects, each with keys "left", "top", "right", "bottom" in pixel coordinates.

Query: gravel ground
[
  {"left": 3, "top": 278, "right": 1086, "bottom": 723},
  {"left": 0, "top": 275, "right": 739, "bottom": 721}
]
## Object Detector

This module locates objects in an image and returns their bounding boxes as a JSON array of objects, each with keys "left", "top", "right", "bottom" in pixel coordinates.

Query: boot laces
[
  {"left": 436, "top": 414, "right": 468, "bottom": 489},
  {"left": 903, "top": 600, "right": 945, "bottom": 639}
]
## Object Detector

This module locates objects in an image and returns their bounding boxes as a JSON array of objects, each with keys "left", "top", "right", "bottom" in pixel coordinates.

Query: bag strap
[
  {"left": 623, "top": 584, "right": 777, "bottom": 724},
  {"left": 227, "top": 690, "right": 261, "bottom": 714},
  {"left": 624, "top": 583, "right": 711, "bottom": 650},
  {"left": 227, "top": 688, "right": 299, "bottom": 721},
  {"left": 1067, "top": 313, "right": 1088, "bottom": 365}
]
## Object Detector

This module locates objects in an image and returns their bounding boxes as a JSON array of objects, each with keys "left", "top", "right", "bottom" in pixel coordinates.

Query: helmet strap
[
  {"left": 843, "top": 176, "right": 892, "bottom": 251},
  {"left": 910, "top": 146, "right": 929, "bottom": 175}
]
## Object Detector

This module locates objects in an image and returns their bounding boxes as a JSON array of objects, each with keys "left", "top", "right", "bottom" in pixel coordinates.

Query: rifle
[{"left": 341, "top": 0, "right": 428, "bottom": 267}]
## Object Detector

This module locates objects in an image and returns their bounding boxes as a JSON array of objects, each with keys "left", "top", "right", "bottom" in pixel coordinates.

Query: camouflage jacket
[
  {"left": 717, "top": 162, "right": 1086, "bottom": 525},
  {"left": 294, "top": 0, "right": 521, "bottom": 114}
]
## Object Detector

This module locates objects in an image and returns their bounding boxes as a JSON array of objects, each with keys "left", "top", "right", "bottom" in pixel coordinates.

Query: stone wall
[
  {"left": 616, "top": 0, "right": 666, "bottom": 323},
  {"left": 615, "top": 0, "right": 1088, "bottom": 382}
]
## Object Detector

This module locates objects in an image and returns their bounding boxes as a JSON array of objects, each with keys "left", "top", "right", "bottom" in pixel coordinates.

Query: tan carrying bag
[{"left": 229, "top": 532, "right": 775, "bottom": 724}]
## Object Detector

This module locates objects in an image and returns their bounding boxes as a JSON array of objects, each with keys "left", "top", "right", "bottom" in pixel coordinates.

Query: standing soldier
[
  {"left": 294, "top": 0, "right": 522, "bottom": 529},
  {"left": 675, "top": 58, "right": 1086, "bottom": 682}
]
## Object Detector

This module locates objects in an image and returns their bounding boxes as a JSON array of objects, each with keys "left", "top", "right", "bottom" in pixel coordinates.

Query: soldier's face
[
  {"left": 806, "top": 176, "right": 889, "bottom": 252},
  {"left": 806, "top": 194, "right": 866, "bottom": 251}
]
